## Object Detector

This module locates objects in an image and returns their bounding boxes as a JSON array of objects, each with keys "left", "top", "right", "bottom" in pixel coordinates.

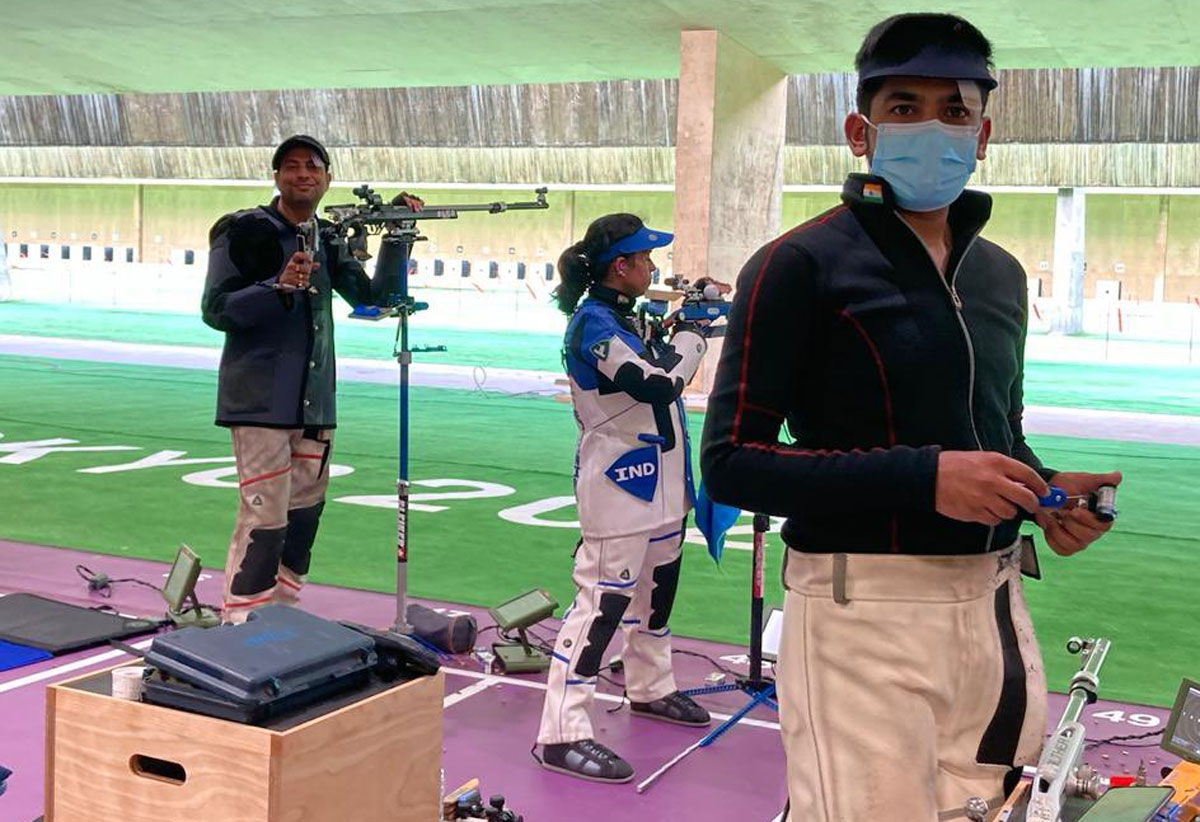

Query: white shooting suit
[{"left": 538, "top": 286, "right": 707, "bottom": 744}]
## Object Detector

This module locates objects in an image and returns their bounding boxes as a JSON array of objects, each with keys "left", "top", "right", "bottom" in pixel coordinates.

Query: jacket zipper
[{"left": 898, "top": 218, "right": 993, "bottom": 551}]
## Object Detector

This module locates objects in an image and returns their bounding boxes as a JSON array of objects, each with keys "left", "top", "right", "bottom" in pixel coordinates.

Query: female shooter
[{"left": 535, "top": 213, "right": 712, "bottom": 783}]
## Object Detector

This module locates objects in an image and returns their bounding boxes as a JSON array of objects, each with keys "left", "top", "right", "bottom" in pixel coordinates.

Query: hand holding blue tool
[{"left": 1036, "top": 483, "right": 1119, "bottom": 522}]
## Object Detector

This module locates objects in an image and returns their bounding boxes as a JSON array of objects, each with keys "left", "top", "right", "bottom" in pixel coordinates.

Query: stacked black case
[{"left": 142, "top": 605, "right": 376, "bottom": 724}]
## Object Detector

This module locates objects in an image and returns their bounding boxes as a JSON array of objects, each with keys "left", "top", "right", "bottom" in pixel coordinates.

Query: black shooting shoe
[
  {"left": 629, "top": 690, "right": 711, "bottom": 726},
  {"left": 540, "top": 739, "right": 634, "bottom": 783}
]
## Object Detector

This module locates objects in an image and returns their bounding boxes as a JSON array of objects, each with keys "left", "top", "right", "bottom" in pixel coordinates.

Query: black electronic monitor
[{"left": 1162, "top": 677, "right": 1200, "bottom": 765}]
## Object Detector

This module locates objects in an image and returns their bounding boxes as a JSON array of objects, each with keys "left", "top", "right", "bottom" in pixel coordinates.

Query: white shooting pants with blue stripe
[{"left": 537, "top": 522, "right": 686, "bottom": 745}]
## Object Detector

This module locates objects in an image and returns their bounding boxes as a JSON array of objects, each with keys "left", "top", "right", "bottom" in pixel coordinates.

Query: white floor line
[
  {"left": 441, "top": 666, "right": 781, "bottom": 732},
  {"left": 443, "top": 677, "right": 497, "bottom": 709},
  {"left": 0, "top": 335, "right": 568, "bottom": 397},
  {"left": 0, "top": 638, "right": 152, "bottom": 694}
]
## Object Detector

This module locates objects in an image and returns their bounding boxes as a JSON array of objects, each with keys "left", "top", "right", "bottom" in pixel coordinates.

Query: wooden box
[{"left": 45, "top": 665, "right": 444, "bottom": 822}]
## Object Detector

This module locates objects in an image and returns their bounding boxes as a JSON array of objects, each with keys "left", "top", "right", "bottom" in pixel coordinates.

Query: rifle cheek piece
[{"left": 347, "top": 225, "right": 370, "bottom": 261}]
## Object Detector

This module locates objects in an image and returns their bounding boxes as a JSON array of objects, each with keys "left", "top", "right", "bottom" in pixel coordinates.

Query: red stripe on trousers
[{"left": 239, "top": 466, "right": 290, "bottom": 488}]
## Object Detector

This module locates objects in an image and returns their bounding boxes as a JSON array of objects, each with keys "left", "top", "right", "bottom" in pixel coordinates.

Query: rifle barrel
[
  {"left": 395, "top": 197, "right": 547, "bottom": 216},
  {"left": 324, "top": 190, "right": 548, "bottom": 226}
]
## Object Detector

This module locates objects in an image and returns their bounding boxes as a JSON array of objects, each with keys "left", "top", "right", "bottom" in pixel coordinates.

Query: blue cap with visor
[{"left": 593, "top": 225, "right": 674, "bottom": 266}]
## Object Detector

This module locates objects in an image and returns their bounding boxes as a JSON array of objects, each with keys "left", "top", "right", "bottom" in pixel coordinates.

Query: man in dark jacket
[
  {"left": 701, "top": 14, "right": 1121, "bottom": 821},
  {"left": 202, "top": 134, "right": 421, "bottom": 623}
]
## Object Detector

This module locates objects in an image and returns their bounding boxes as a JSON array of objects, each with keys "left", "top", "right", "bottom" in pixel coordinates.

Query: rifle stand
[{"left": 636, "top": 513, "right": 777, "bottom": 794}]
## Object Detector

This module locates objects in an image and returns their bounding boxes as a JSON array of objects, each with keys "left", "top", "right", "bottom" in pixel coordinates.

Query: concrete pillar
[
  {"left": 672, "top": 30, "right": 787, "bottom": 391},
  {"left": 134, "top": 183, "right": 145, "bottom": 263},
  {"left": 1051, "top": 187, "right": 1086, "bottom": 334}
]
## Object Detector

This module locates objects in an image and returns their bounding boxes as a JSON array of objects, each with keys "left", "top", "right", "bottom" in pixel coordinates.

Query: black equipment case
[{"left": 142, "top": 605, "right": 376, "bottom": 723}]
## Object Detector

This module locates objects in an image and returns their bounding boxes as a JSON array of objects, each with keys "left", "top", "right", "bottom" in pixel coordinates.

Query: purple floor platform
[{"left": 0, "top": 540, "right": 1180, "bottom": 822}]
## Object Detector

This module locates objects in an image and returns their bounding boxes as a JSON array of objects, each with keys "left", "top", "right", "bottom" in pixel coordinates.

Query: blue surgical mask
[{"left": 865, "top": 118, "right": 981, "bottom": 212}]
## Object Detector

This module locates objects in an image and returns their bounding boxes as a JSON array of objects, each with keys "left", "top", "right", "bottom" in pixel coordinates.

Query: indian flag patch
[{"left": 863, "top": 183, "right": 884, "bottom": 203}]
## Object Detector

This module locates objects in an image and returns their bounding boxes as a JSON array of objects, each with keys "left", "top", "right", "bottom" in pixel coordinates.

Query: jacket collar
[
  {"left": 840, "top": 173, "right": 993, "bottom": 282},
  {"left": 588, "top": 284, "right": 637, "bottom": 315},
  {"left": 264, "top": 197, "right": 325, "bottom": 229}
]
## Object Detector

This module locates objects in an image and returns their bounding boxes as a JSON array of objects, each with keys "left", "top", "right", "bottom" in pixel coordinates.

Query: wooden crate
[{"left": 45, "top": 666, "right": 444, "bottom": 822}]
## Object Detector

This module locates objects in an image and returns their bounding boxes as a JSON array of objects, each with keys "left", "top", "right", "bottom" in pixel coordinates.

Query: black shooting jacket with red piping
[{"left": 701, "top": 174, "right": 1055, "bottom": 555}]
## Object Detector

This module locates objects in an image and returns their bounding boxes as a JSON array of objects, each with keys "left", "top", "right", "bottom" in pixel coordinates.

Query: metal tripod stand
[
  {"left": 381, "top": 234, "right": 444, "bottom": 635},
  {"left": 317, "top": 188, "right": 550, "bottom": 637},
  {"left": 637, "top": 512, "right": 778, "bottom": 793}
]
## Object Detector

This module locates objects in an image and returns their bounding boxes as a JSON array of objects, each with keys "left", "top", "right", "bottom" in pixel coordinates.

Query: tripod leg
[
  {"left": 635, "top": 737, "right": 705, "bottom": 794},
  {"left": 757, "top": 683, "right": 779, "bottom": 712},
  {"left": 679, "top": 682, "right": 742, "bottom": 698},
  {"left": 638, "top": 513, "right": 777, "bottom": 794},
  {"left": 637, "top": 685, "right": 779, "bottom": 794},
  {"left": 698, "top": 688, "right": 774, "bottom": 748}
]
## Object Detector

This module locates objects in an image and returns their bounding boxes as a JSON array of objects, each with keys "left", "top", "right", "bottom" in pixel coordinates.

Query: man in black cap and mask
[
  {"left": 701, "top": 14, "right": 1121, "bottom": 821},
  {"left": 202, "top": 135, "right": 423, "bottom": 623}
]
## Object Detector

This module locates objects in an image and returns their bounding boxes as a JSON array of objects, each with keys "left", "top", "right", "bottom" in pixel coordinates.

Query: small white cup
[{"left": 111, "top": 666, "right": 145, "bottom": 701}]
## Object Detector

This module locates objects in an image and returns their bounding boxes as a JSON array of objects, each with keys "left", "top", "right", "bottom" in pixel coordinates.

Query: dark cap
[
  {"left": 859, "top": 45, "right": 997, "bottom": 90},
  {"left": 271, "top": 134, "right": 330, "bottom": 170}
]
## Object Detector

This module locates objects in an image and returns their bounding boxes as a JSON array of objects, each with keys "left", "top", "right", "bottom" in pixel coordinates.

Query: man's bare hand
[
  {"left": 279, "top": 251, "right": 318, "bottom": 289},
  {"left": 392, "top": 192, "right": 424, "bottom": 212},
  {"left": 1034, "top": 470, "right": 1122, "bottom": 556},
  {"left": 935, "top": 451, "right": 1049, "bottom": 526}
]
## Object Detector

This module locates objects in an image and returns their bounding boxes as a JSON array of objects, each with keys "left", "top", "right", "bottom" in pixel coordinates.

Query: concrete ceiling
[{"left": 4, "top": 0, "right": 1198, "bottom": 95}]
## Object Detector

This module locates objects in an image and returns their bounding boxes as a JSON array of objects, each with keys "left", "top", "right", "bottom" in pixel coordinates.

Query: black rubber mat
[{"left": 0, "top": 594, "right": 159, "bottom": 654}]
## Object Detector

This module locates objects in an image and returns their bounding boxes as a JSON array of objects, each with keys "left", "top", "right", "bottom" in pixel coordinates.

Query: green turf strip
[
  {"left": 0, "top": 353, "right": 1195, "bottom": 707},
  {"left": 5, "top": 300, "right": 1200, "bottom": 415}
]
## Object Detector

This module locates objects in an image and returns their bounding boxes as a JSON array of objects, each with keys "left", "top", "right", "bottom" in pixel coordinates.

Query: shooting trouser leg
[
  {"left": 537, "top": 523, "right": 681, "bottom": 745},
  {"left": 274, "top": 429, "right": 333, "bottom": 607},
  {"left": 619, "top": 521, "right": 685, "bottom": 703},
  {"left": 778, "top": 544, "right": 1046, "bottom": 822},
  {"left": 222, "top": 426, "right": 331, "bottom": 623}
]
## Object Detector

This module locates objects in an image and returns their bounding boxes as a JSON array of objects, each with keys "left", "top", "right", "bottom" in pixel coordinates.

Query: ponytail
[
  {"left": 552, "top": 213, "right": 645, "bottom": 316},
  {"left": 554, "top": 242, "right": 593, "bottom": 315}
]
